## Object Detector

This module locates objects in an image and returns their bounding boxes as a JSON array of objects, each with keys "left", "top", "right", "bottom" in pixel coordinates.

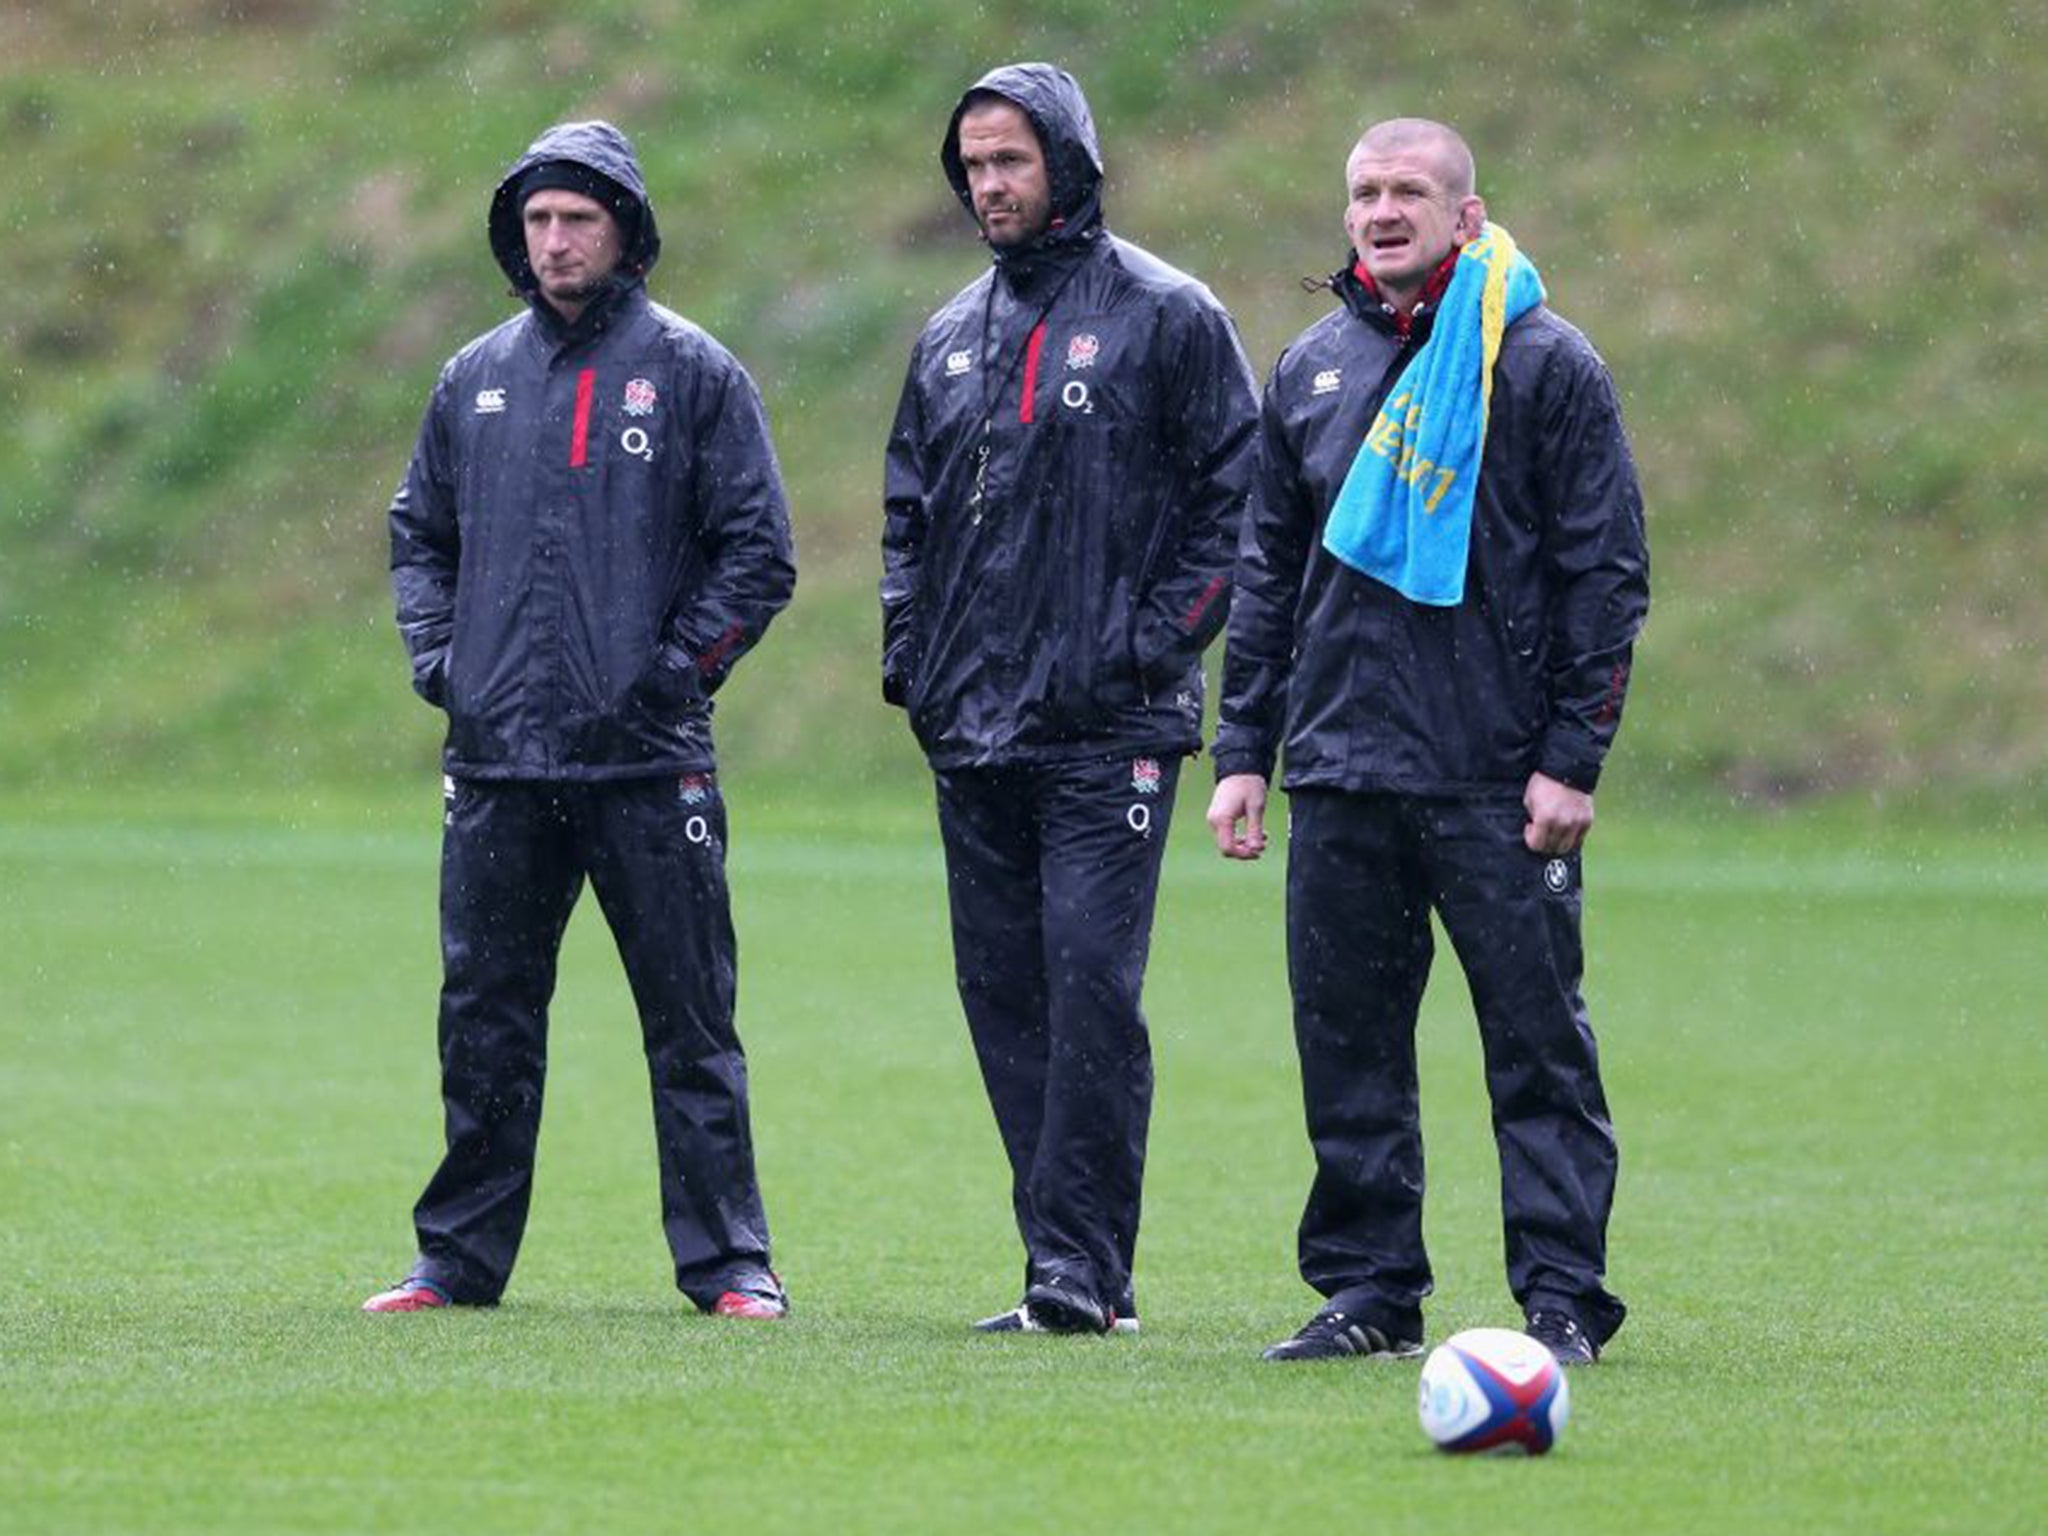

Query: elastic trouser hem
[{"left": 935, "top": 756, "right": 1173, "bottom": 1326}]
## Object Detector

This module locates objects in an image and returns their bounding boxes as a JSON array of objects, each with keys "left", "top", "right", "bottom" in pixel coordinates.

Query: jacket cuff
[
  {"left": 1536, "top": 731, "right": 1605, "bottom": 794},
  {"left": 1211, "top": 743, "right": 1275, "bottom": 783},
  {"left": 410, "top": 651, "right": 449, "bottom": 709}
]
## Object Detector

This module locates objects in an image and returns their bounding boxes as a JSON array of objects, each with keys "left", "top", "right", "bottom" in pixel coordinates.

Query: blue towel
[{"left": 1322, "top": 224, "right": 1545, "bottom": 606}]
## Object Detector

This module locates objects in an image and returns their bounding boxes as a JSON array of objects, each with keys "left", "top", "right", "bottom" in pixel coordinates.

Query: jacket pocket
[{"left": 626, "top": 642, "right": 705, "bottom": 724}]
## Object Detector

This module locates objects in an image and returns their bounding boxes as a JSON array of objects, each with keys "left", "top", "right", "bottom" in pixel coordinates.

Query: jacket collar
[
  {"left": 991, "top": 215, "right": 1104, "bottom": 295},
  {"left": 528, "top": 276, "right": 645, "bottom": 351},
  {"left": 1334, "top": 248, "right": 1460, "bottom": 340}
]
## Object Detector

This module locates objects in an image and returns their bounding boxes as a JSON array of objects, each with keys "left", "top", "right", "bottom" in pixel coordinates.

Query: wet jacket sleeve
[
  {"left": 879, "top": 345, "right": 926, "bottom": 708},
  {"left": 656, "top": 358, "right": 797, "bottom": 696},
  {"left": 1533, "top": 346, "right": 1650, "bottom": 792},
  {"left": 1213, "top": 367, "right": 1313, "bottom": 782},
  {"left": 1132, "top": 295, "right": 1259, "bottom": 693},
  {"left": 388, "top": 369, "right": 459, "bottom": 708}
]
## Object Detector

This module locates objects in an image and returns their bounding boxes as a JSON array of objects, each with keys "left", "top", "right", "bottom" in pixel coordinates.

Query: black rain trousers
[
  {"left": 408, "top": 776, "right": 771, "bottom": 1308},
  {"left": 934, "top": 755, "right": 1181, "bottom": 1315},
  {"left": 1284, "top": 789, "right": 1626, "bottom": 1345}
]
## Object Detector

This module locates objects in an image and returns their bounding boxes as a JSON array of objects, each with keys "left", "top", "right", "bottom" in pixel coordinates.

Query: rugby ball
[{"left": 1417, "top": 1327, "right": 1570, "bottom": 1455}]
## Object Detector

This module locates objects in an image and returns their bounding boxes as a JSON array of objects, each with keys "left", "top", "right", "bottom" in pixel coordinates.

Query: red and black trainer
[
  {"left": 710, "top": 1272, "right": 789, "bottom": 1320},
  {"left": 361, "top": 1278, "right": 453, "bottom": 1313},
  {"left": 712, "top": 1290, "right": 786, "bottom": 1319}
]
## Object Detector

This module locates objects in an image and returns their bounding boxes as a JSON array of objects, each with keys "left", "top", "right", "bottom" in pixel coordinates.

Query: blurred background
[{"left": 3, "top": 0, "right": 2043, "bottom": 823}]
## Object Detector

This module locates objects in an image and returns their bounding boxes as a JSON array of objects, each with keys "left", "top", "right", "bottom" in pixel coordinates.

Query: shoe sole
[
  {"left": 975, "top": 1306, "right": 1142, "bottom": 1336},
  {"left": 973, "top": 1306, "right": 1039, "bottom": 1333},
  {"left": 1261, "top": 1325, "right": 1425, "bottom": 1362},
  {"left": 1261, "top": 1344, "right": 1423, "bottom": 1361},
  {"left": 712, "top": 1293, "right": 788, "bottom": 1319},
  {"left": 1023, "top": 1289, "right": 1113, "bottom": 1335},
  {"left": 361, "top": 1278, "right": 456, "bottom": 1313}
]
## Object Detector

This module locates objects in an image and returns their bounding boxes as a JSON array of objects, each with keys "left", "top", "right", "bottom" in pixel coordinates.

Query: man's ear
[{"left": 1456, "top": 195, "right": 1488, "bottom": 243}]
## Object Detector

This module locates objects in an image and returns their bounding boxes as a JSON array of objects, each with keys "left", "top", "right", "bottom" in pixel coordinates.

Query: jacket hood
[
  {"left": 489, "top": 120, "right": 662, "bottom": 294},
  {"left": 941, "top": 63, "right": 1104, "bottom": 255}
]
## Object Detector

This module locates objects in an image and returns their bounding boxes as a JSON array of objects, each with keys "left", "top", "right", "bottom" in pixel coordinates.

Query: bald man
[{"left": 1208, "top": 118, "right": 1648, "bottom": 1365}]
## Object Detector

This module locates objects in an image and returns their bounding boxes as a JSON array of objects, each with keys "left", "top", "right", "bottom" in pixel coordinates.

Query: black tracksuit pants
[
  {"left": 933, "top": 754, "right": 1182, "bottom": 1315},
  {"left": 1285, "top": 789, "right": 1626, "bottom": 1346},
  {"left": 408, "top": 775, "right": 772, "bottom": 1308}
]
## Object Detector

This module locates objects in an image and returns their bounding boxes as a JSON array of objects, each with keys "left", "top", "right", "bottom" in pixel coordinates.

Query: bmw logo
[{"left": 1543, "top": 858, "right": 1571, "bottom": 894}]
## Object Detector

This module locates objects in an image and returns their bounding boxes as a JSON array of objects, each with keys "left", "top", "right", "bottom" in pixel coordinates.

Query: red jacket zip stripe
[
  {"left": 1182, "top": 573, "right": 1227, "bottom": 630},
  {"left": 569, "top": 368, "right": 596, "bottom": 466},
  {"left": 1018, "top": 323, "right": 1047, "bottom": 424}
]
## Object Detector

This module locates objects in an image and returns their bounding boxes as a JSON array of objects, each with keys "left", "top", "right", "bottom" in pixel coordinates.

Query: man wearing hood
[
  {"left": 882, "top": 65, "right": 1258, "bottom": 1335},
  {"left": 368, "top": 121, "right": 797, "bottom": 1319},
  {"left": 1207, "top": 118, "right": 1647, "bottom": 1364}
]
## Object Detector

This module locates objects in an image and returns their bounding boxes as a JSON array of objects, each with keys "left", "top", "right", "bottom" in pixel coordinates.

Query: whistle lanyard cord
[
  {"left": 967, "top": 259, "right": 1084, "bottom": 515},
  {"left": 979, "top": 262, "right": 1082, "bottom": 417}
]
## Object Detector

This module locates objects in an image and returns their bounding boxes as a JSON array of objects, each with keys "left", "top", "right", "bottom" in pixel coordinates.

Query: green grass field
[{"left": 3, "top": 788, "right": 2043, "bottom": 1534}]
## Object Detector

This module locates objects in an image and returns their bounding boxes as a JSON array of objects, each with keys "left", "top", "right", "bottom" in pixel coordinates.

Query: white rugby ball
[{"left": 1417, "top": 1327, "right": 1570, "bottom": 1455}]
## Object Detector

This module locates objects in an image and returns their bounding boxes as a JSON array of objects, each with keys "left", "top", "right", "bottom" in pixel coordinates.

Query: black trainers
[
  {"left": 1022, "top": 1281, "right": 1113, "bottom": 1335},
  {"left": 974, "top": 1301, "right": 1140, "bottom": 1335},
  {"left": 1526, "top": 1309, "right": 1598, "bottom": 1365},
  {"left": 973, "top": 1304, "right": 1038, "bottom": 1333},
  {"left": 1261, "top": 1306, "right": 1424, "bottom": 1362}
]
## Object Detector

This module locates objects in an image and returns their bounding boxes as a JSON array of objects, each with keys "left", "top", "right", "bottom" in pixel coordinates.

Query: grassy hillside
[{"left": 4, "top": 0, "right": 2044, "bottom": 813}]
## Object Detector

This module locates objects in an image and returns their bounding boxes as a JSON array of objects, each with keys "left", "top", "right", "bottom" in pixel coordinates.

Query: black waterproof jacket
[
  {"left": 1214, "top": 263, "right": 1648, "bottom": 795},
  {"left": 881, "top": 64, "right": 1258, "bottom": 769},
  {"left": 390, "top": 121, "right": 796, "bottom": 780}
]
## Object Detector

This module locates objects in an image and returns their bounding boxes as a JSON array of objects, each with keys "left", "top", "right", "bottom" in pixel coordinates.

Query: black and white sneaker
[
  {"left": 974, "top": 1302, "right": 1140, "bottom": 1335},
  {"left": 972, "top": 1304, "right": 1039, "bottom": 1334},
  {"left": 1023, "top": 1282, "right": 1114, "bottom": 1335},
  {"left": 1261, "top": 1307, "right": 1424, "bottom": 1362},
  {"left": 1525, "top": 1309, "right": 1598, "bottom": 1365}
]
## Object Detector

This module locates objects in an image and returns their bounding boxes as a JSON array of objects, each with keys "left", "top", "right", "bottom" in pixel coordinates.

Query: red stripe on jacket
[
  {"left": 569, "top": 368, "right": 596, "bottom": 467},
  {"left": 1182, "top": 574, "right": 1227, "bottom": 630},
  {"left": 1019, "top": 324, "right": 1047, "bottom": 424}
]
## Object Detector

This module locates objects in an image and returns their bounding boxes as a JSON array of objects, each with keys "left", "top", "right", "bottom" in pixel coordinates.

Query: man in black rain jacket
[
  {"left": 1207, "top": 118, "right": 1648, "bottom": 1365},
  {"left": 369, "top": 120, "right": 796, "bottom": 1319},
  {"left": 882, "top": 64, "right": 1257, "bottom": 1334}
]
